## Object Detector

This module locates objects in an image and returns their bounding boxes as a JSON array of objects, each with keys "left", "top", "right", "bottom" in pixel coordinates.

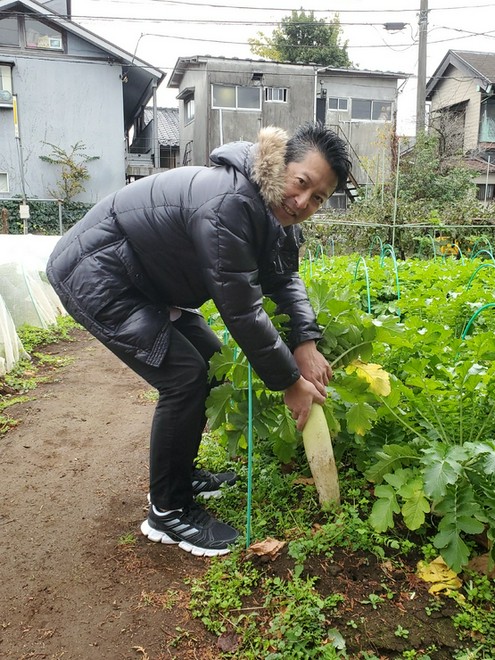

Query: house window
[
  {"left": 0, "top": 65, "right": 13, "bottom": 106},
  {"left": 212, "top": 85, "right": 235, "bottom": 108},
  {"left": 212, "top": 84, "right": 261, "bottom": 110},
  {"left": 185, "top": 98, "right": 195, "bottom": 123},
  {"left": 25, "top": 18, "right": 63, "bottom": 50},
  {"left": 351, "top": 99, "right": 392, "bottom": 121},
  {"left": 0, "top": 16, "right": 19, "bottom": 46},
  {"left": 328, "top": 97, "right": 348, "bottom": 111},
  {"left": 0, "top": 173, "right": 8, "bottom": 193},
  {"left": 479, "top": 98, "right": 495, "bottom": 142},
  {"left": 265, "top": 87, "right": 288, "bottom": 103},
  {"left": 237, "top": 86, "right": 261, "bottom": 109},
  {"left": 325, "top": 191, "right": 347, "bottom": 211},
  {"left": 374, "top": 102, "right": 392, "bottom": 120}
]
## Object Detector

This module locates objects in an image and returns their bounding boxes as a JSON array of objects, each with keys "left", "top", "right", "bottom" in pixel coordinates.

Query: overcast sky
[{"left": 70, "top": 0, "right": 495, "bottom": 135}]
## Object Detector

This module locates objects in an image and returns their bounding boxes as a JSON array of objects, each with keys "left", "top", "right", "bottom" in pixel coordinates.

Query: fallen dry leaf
[
  {"left": 416, "top": 556, "right": 462, "bottom": 595},
  {"left": 247, "top": 537, "right": 286, "bottom": 560},
  {"left": 293, "top": 477, "right": 315, "bottom": 486},
  {"left": 217, "top": 632, "right": 239, "bottom": 653},
  {"left": 466, "top": 553, "right": 495, "bottom": 578}
]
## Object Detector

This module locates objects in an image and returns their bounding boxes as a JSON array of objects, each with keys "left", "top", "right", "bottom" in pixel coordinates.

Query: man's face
[{"left": 271, "top": 150, "right": 338, "bottom": 227}]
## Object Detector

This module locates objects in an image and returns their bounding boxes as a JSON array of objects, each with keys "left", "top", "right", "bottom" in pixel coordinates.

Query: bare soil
[
  {"left": 0, "top": 329, "right": 484, "bottom": 659},
  {"left": 0, "top": 330, "right": 218, "bottom": 660}
]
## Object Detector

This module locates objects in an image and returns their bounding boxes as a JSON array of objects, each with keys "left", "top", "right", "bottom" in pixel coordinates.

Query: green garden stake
[
  {"left": 314, "top": 242, "right": 324, "bottom": 260},
  {"left": 368, "top": 235, "right": 384, "bottom": 258},
  {"left": 465, "top": 263, "right": 495, "bottom": 290},
  {"left": 470, "top": 248, "right": 495, "bottom": 263},
  {"left": 328, "top": 237, "right": 335, "bottom": 258},
  {"left": 471, "top": 237, "right": 493, "bottom": 257},
  {"left": 461, "top": 303, "right": 495, "bottom": 340},
  {"left": 219, "top": 323, "right": 253, "bottom": 547},
  {"left": 301, "top": 249, "right": 312, "bottom": 278},
  {"left": 245, "top": 362, "right": 253, "bottom": 548},
  {"left": 428, "top": 235, "right": 437, "bottom": 261},
  {"left": 353, "top": 255, "right": 372, "bottom": 314},
  {"left": 454, "top": 244, "right": 465, "bottom": 265},
  {"left": 380, "top": 244, "right": 401, "bottom": 317}
]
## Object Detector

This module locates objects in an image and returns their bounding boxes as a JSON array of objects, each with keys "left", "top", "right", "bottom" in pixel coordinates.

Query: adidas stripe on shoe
[
  {"left": 146, "top": 469, "right": 238, "bottom": 505},
  {"left": 141, "top": 501, "right": 239, "bottom": 557}
]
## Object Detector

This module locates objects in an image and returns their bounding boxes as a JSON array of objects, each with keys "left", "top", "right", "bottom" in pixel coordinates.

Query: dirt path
[{"left": 0, "top": 330, "right": 219, "bottom": 660}]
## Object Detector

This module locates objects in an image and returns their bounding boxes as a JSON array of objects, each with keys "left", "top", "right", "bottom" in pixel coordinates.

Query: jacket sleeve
[{"left": 190, "top": 193, "right": 301, "bottom": 391}]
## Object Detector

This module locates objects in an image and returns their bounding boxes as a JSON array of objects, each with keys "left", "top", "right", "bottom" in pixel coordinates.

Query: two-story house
[
  {"left": 0, "top": 0, "right": 164, "bottom": 203},
  {"left": 316, "top": 67, "right": 408, "bottom": 208},
  {"left": 426, "top": 50, "right": 495, "bottom": 203},
  {"left": 128, "top": 107, "right": 179, "bottom": 181},
  {"left": 167, "top": 56, "right": 317, "bottom": 168},
  {"left": 167, "top": 55, "right": 406, "bottom": 209}
]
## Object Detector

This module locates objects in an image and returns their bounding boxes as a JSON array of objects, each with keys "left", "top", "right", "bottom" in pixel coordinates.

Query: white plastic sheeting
[{"left": 0, "top": 234, "right": 64, "bottom": 375}]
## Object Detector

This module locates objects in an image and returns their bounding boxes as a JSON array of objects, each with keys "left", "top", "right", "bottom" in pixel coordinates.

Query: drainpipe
[
  {"left": 13, "top": 95, "right": 29, "bottom": 232},
  {"left": 314, "top": 68, "right": 318, "bottom": 121},
  {"left": 219, "top": 108, "right": 223, "bottom": 146},
  {"left": 484, "top": 155, "right": 491, "bottom": 205},
  {"left": 152, "top": 82, "right": 159, "bottom": 169}
]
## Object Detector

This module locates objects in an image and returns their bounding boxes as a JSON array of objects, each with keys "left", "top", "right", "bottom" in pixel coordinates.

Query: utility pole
[
  {"left": 13, "top": 95, "right": 30, "bottom": 233},
  {"left": 416, "top": 0, "right": 428, "bottom": 134}
]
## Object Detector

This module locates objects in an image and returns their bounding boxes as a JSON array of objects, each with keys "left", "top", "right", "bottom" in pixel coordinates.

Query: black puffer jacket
[{"left": 46, "top": 127, "right": 321, "bottom": 391}]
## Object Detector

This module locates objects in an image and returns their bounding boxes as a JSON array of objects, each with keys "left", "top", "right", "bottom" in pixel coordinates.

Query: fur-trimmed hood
[{"left": 209, "top": 126, "right": 288, "bottom": 208}]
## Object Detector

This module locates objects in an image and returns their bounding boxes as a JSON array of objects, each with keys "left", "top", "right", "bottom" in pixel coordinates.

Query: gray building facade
[
  {"left": 168, "top": 56, "right": 406, "bottom": 208},
  {"left": 0, "top": 0, "right": 163, "bottom": 204}
]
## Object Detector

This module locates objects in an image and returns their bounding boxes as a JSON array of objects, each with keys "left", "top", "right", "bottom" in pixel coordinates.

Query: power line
[
  {"left": 36, "top": 14, "right": 397, "bottom": 26},
  {"left": 75, "top": 0, "right": 495, "bottom": 14},
  {"left": 66, "top": 16, "right": 495, "bottom": 45},
  {"left": 67, "top": 26, "right": 494, "bottom": 50}
]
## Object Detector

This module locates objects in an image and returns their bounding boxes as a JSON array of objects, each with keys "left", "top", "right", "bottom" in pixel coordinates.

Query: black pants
[{"left": 110, "top": 311, "right": 222, "bottom": 510}]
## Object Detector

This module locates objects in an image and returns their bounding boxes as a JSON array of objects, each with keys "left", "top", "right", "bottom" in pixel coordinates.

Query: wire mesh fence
[{"left": 302, "top": 216, "right": 495, "bottom": 260}]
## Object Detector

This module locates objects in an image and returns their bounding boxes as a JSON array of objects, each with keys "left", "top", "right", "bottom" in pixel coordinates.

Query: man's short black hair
[{"left": 285, "top": 121, "right": 352, "bottom": 191}]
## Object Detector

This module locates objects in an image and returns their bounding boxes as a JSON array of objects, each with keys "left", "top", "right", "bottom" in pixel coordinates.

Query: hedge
[{"left": 0, "top": 199, "right": 92, "bottom": 235}]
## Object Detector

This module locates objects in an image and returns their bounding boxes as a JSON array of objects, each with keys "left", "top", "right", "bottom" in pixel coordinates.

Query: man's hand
[
  {"left": 293, "top": 340, "right": 332, "bottom": 397},
  {"left": 284, "top": 376, "right": 326, "bottom": 431}
]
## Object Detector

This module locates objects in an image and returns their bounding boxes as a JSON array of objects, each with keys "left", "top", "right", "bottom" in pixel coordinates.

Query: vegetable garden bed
[{"left": 195, "top": 248, "right": 495, "bottom": 658}]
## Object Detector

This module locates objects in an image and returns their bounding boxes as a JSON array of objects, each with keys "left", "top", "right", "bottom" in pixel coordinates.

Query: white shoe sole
[
  {"left": 196, "top": 489, "right": 223, "bottom": 499},
  {"left": 146, "top": 489, "right": 223, "bottom": 504},
  {"left": 140, "top": 519, "right": 230, "bottom": 557}
]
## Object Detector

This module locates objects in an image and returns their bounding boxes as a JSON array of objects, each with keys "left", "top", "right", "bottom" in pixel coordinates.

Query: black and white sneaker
[
  {"left": 192, "top": 468, "right": 237, "bottom": 499},
  {"left": 141, "top": 501, "right": 239, "bottom": 557}
]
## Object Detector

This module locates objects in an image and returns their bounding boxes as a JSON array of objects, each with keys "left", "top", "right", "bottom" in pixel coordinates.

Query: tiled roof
[
  {"left": 143, "top": 107, "right": 179, "bottom": 147},
  {"left": 464, "top": 155, "right": 495, "bottom": 174},
  {"left": 452, "top": 50, "right": 495, "bottom": 84},
  {"left": 427, "top": 50, "right": 495, "bottom": 98}
]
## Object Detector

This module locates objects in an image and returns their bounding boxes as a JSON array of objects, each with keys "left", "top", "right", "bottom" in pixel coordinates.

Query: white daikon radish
[{"left": 302, "top": 403, "right": 341, "bottom": 508}]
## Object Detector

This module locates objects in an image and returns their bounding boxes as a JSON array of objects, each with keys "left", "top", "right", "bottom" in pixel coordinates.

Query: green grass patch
[
  {"left": 1, "top": 317, "right": 81, "bottom": 435},
  {"left": 17, "top": 315, "right": 80, "bottom": 353}
]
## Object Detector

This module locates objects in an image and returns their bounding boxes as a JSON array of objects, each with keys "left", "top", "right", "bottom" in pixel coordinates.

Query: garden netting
[{"left": 0, "top": 234, "right": 64, "bottom": 375}]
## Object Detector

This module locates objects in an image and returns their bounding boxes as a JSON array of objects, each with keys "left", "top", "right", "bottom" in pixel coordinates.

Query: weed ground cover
[{"left": 1, "top": 253, "right": 494, "bottom": 658}]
